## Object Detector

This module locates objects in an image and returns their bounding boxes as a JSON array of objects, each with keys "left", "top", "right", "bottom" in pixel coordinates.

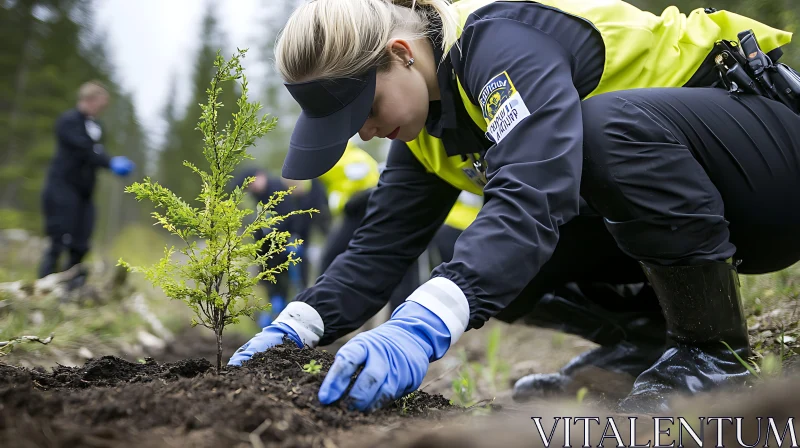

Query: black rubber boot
[
  {"left": 66, "top": 264, "right": 89, "bottom": 292},
  {"left": 38, "top": 238, "right": 64, "bottom": 279},
  {"left": 617, "top": 261, "right": 753, "bottom": 414},
  {"left": 512, "top": 282, "right": 667, "bottom": 402}
]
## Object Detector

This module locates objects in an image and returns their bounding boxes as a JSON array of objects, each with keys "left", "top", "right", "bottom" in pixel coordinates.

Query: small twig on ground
[
  {"left": 249, "top": 418, "right": 272, "bottom": 448},
  {"left": 420, "top": 362, "right": 462, "bottom": 392},
  {"left": 0, "top": 333, "right": 55, "bottom": 354},
  {"left": 465, "top": 397, "right": 495, "bottom": 410},
  {"left": 298, "top": 413, "right": 323, "bottom": 432}
]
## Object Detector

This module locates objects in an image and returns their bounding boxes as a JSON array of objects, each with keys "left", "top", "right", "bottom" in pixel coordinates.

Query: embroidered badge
[
  {"left": 485, "top": 92, "right": 531, "bottom": 144},
  {"left": 478, "top": 71, "right": 531, "bottom": 144},
  {"left": 479, "top": 71, "right": 515, "bottom": 122}
]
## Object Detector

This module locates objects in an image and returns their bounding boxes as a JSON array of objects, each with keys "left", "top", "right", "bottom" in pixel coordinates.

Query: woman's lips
[{"left": 387, "top": 127, "right": 400, "bottom": 139}]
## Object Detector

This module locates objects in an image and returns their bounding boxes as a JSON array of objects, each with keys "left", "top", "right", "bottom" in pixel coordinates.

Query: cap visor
[{"left": 282, "top": 76, "right": 375, "bottom": 180}]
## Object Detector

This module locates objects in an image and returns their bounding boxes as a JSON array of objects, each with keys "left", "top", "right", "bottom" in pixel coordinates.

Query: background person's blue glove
[
  {"left": 288, "top": 244, "right": 304, "bottom": 290},
  {"left": 227, "top": 322, "right": 302, "bottom": 366},
  {"left": 255, "top": 295, "right": 286, "bottom": 328},
  {"left": 110, "top": 156, "right": 135, "bottom": 176},
  {"left": 317, "top": 300, "right": 452, "bottom": 412}
]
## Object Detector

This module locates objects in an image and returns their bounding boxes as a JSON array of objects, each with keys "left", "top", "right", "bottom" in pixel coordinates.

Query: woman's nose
[{"left": 358, "top": 121, "right": 378, "bottom": 141}]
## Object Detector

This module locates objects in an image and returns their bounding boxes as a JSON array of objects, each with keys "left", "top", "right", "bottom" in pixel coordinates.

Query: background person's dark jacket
[{"left": 44, "top": 108, "right": 111, "bottom": 199}]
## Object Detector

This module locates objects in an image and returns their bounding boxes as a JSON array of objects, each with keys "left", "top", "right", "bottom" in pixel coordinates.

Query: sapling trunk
[
  {"left": 213, "top": 276, "right": 224, "bottom": 373},
  {"left": 216, "top": 326, "right": 223, "bottom": 373}
]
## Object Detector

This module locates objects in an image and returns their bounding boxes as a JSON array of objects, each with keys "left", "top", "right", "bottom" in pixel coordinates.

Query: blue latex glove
[
  {"left": 228, "top": 322, "right": 302, "bottom": 366},
  {"left": 318, "top": 301, "right": 451, "bottom": 411},
  {"left": 256, "top": 295, "right": 286, "bottom": 328},
  {"left": 110, "top": 156, "right": 135, "bottom": 176}
]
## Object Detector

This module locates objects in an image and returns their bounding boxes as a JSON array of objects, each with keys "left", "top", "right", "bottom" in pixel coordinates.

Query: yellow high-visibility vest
[{"left": 407, "top": 0, "right": 792, "bottom": 195}]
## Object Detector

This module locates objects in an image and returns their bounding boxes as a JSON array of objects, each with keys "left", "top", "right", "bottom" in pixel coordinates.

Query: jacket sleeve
[
  {"left": 57, "top": 112, "right": 111, "bottom": 168},
  {"left": 434, "top": 18, "right": 586, "bottom": 330},
  {"left": 295, "top": 139, "right": 461, "bottom": 345}
]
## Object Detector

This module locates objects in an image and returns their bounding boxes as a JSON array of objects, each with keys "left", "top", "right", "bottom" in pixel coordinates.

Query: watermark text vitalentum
[{"left": 530, "top": 416, "right": 798, "bottom": 448}]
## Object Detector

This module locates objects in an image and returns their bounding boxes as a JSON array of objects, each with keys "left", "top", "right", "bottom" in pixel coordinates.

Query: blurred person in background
[
  {"left": 281, "top": 176, "right": 331, "bottom": 292},
  {"left": 317, "top": 142, "right": 382, "bottom": 275},
  {"left": 235, "top": 166, "right": 301, "bottom": 328},
  {"left": 38, "top": 80, "right": 135, "bottom": 289}
]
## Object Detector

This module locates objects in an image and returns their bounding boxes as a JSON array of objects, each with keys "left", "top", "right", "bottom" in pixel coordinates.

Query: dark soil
[{"left": 0, "top": 341, "right": 459, "bottom": 448}]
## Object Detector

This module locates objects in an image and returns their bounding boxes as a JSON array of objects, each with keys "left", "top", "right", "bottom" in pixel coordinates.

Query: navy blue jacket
[{"left": 296, "top": 1, "right": 606, "bottom": 344}]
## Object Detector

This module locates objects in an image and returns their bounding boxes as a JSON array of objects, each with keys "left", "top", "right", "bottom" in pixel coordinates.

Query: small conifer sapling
[{"left": 119, "top": 49, "right": 315, "bottom": 372}]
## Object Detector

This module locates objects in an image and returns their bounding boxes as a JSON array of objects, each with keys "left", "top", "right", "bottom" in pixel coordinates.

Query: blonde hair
[
  {"left": 78, "top": 80, "right": 109, "bottom": 100},
  {"left": 275, "top": 0, "right": 460, "bottom": 84}
]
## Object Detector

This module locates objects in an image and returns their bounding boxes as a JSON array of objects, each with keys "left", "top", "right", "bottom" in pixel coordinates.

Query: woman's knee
[
  {"left": 578, "top": 90, "right": 734, "bottom": 263},
  {"left": 579, "top": 93, "right": 642, "bottom": 219},
  {"left": 580, "top": 93, "right": 619, "bottom": 179},
  {"left": 581, "top": 92, "right": 680, "bottom": 190}
]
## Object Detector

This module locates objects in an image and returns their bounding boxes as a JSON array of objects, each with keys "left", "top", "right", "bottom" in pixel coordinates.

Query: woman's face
[{"left": 358, "top": 45, "right": 431, "bottom": 143}]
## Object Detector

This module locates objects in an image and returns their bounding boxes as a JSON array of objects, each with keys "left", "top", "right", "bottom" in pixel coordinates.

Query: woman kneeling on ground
[{"left": 229, "top": 0, "right": 800, "bottom": 413}]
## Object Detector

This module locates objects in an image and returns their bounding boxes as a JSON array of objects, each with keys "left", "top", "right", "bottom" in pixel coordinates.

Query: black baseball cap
[{"left": 281, "top": 67, "right": 377, "bottom": 180}]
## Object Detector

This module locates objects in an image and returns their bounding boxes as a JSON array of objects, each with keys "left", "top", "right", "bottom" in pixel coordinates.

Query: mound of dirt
[{"left": 0, "top": 341, "right": 458, "bottom": 448}]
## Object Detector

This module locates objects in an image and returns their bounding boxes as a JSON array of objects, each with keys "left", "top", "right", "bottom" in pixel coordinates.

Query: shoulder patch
[
  {"left": 478, "top": 71, "right": 530, "bottom": 144},
  {"left": 478, "top": 71, "right": 516, "bottom": 122}
]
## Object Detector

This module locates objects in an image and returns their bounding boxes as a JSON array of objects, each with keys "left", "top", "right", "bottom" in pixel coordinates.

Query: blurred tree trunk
[{"left": 1, "top": 0, "right": 37, "bottom": 208}]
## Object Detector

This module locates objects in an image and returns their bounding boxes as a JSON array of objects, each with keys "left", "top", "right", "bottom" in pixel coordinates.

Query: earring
[{"left": 406, "top": 58, "right": 415, "bottom": 67}]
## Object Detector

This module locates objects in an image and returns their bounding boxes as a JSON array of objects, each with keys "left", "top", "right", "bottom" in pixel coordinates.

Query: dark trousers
[
  {"left": 580, "top": 87, "right": 800, "bottom": 275},
  {"left": 319, "top": 213, "right": 363, "bottom": 275},
  {"left": 38, "top": 185, "right": 95, "bottom": 278},
  {"left": 260, "top": 270, "right": 291, "bottom": 299},
  {"left": 498, "top": 87, "right": 800, "bottom": 324},
  {"left": 494, "top": 214, "right": 653, "bottom": 324}
]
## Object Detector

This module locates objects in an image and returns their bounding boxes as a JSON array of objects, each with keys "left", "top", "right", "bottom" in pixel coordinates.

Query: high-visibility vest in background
[
  {"left": 444, "top": 191, "right": 483, "bottom": 231},
  {"left": 318, "top": 142, "right": 380, "bottom": 217}
]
